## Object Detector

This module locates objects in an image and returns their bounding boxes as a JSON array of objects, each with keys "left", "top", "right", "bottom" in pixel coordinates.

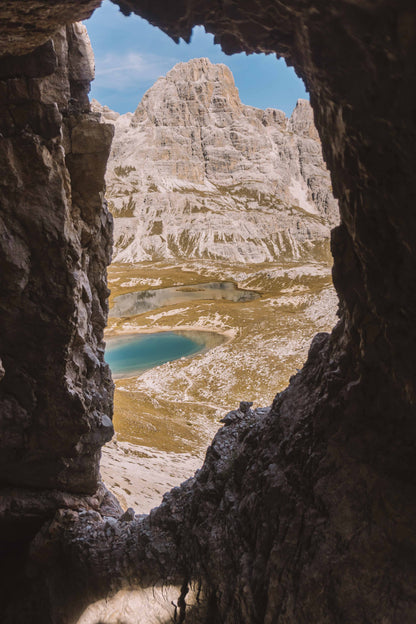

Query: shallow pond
[
  {"left": 109, "top": 281, "right": 260, "bottom": 318},
  {"left": 105, "top": 330, "right": 226, "bottom": 379}
]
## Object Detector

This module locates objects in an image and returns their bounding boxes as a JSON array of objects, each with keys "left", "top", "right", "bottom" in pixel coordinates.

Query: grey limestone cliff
[{"left": 94, "top": 58, "right": 338, "bottom": 264}]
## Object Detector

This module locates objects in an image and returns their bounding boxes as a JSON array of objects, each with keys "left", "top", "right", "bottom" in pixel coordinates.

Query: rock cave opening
[
  {"left": 1, "top": 1, "right": 415, "bottom": 623},
  {"left": 85, "top": 2, "right": 340, "bottom": 529},
  {"left": 73, "top": 5, "right": 341, "bottom": 620}
]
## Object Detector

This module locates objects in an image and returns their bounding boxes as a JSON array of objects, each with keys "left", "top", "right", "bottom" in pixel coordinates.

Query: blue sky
[{"left": 86, "top": 0, "right": 308, "bottom": 117}]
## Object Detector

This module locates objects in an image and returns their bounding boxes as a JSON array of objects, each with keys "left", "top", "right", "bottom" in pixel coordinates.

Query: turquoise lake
[{"left": 105, "top": 330, "right": 226, "bottom": 379}]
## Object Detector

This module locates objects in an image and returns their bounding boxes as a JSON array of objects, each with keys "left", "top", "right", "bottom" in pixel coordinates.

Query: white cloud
[{"left": 95, "top": 51, "right": 179, "bottom": 91}]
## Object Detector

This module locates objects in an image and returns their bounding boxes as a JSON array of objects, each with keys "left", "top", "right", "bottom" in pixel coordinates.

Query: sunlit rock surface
[{"left": 93, "top": 58, "right": 338, "bottom": 263}]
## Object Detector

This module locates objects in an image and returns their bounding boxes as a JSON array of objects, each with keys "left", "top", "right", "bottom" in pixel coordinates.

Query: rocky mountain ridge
[{"left": 93, "top": 57, "right": 338, "bottom": 264}]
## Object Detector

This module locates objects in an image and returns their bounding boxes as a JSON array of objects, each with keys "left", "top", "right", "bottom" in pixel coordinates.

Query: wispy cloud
[{"left": 94, "top": 51, "right": 179, "bottom": 91}]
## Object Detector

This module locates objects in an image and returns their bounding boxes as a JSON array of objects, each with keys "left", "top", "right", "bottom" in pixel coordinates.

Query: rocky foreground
[{"left": 93, "top": 57, "right": 338, "bottom": 264}]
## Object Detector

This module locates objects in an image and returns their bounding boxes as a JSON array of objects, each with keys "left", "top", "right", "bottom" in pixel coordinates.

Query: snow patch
[
  {"left": 120, "top": 277, "right": 162, "bottom": 288},
  {"left": 146, "top": 307, "right": 189, "bottom": 322},
  {"left": 289, "top": 178, "right": 319, "bottom": 215}
]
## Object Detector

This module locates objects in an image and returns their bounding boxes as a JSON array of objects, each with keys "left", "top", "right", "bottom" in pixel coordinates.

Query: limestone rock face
[
  {"left": 0, "top": 23, "right": 114, "bottom": 496},
  {"left": 0, "top": 1, "right": 101, "bottom": 57},
  {"left": 100, "top": 58, "right": 338, "bottom": 264}
]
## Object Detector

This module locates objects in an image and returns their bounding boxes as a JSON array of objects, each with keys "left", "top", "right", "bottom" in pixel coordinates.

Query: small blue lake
[
  {"left": 109, "top": 281, "right": 260, "bottom": 318},
  {"left": 105, "top": 330, "right": 226, "bottom": 379}
]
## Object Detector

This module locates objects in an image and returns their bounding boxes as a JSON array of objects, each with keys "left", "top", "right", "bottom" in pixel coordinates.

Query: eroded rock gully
[{"left": 0, "top": 1, "right": 415, "bottom": 623}]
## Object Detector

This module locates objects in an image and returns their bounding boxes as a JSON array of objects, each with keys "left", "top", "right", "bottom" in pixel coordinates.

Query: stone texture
[
  {"left": 0, "top": 1, "right": 102, "bottom": 57},
  {"left": 33, "top": 384, "right": 416, "bottom": 623},
  {"left": 0, "top": 0, "right": 415, "bottom": 623},
  {"left": 1, "top": 12, "right": 123, "bottom": 624},
  {"left": 0, "top": 23, "right": 115, "bottom": 617},
  {"left": 98, "top": 58, "right": 338, "bottom": 264},
  {"left": 0, "top": 23, "right": 114, "bottom": 497}
]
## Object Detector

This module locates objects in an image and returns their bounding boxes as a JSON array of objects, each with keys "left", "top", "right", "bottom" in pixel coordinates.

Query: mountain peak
[
  {"left": 289, "top": 98, "right": 319, "bottom": 139},
  {"left": 165, "top": 57, "right": 234, "bottom": 83},
  {"left": 132, "top": 57, "right": 242, "bottom": 127}
]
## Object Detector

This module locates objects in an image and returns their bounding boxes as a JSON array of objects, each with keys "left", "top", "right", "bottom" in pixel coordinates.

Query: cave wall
[
  {"left": 0, "top": 0, "right": 416, "bottom": 622},
  {"left": 0, "top": 20, "right": 115, "bottom": 494},
  {"left": 0, "top": 21, "right": 119, "bottom": 615}
]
